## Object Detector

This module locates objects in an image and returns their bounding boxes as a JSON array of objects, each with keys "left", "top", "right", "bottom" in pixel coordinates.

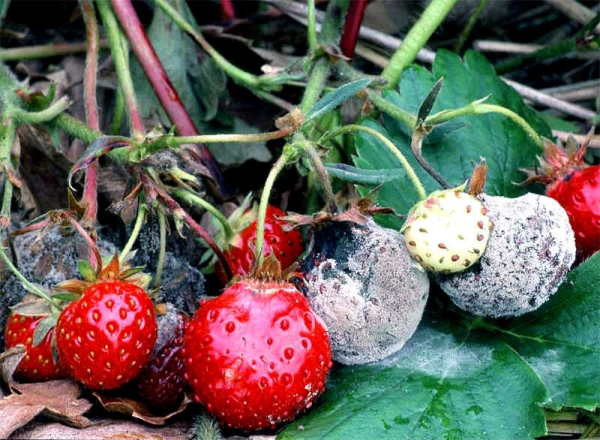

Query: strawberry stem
[
  {"left": 255, "top": 152, "right": 292, "bottom": 270},
  {"left": 321, "top": 124, "right": 427, "bottom": 200},
  {"left": 425, "top": 103, "right": 545, "bottom": 150},
  {"left": 340, "top": 0, "right": 368, "bottom": 59},
  {"left": 0, "top": 120, "right": 17, "bottom": 228},
  {"left": 80, "top": 0, "right": 100, "bottom": 236},
  {"left": 96, "top": 0, "right": 145, "bottom": 139},
  {"left": 172, "top": 189, "right": 235, "bottom": 241},
  {"left": 306, "top": 0, "right": 319, "bottom": 52},
  {"left": 411, "top": 124, "right": 450, "bottom": 189},
  {"left": 381, "top": 0, "right": 458, "bottom": 89},
  {"left": 0, "top": 242, "right": 62, "bottom": 311},
  {"left": 154, "top": 206, "right": 167, "bottom": 288},
  {"left": 120, "top": 199, "right": 147, "bottom": 264},
  {"left": 299, "top": 141, "right": 338, "bottom": 213}
]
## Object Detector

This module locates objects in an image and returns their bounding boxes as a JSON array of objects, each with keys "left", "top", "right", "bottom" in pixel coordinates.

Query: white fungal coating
[
  {"left": 438, "top": 193, "right": 576, "bottom": 318},
  {"left": 402, "top": 188, "right": 492, "bottom": 274},
  {"left": 304, "top": 220, "right": 430, "bottom": 365}
]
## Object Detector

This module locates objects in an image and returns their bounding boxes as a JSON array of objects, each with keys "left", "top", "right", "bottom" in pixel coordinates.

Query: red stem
[
  {"left": 340, "top": 0, "right": 368, "bottom": 59},
  {"left": 140, "top": 173, "right": 233, "bottom": 281},
  {"left": 110, "top": 0, "right": 229, "bottom": 198},
  {"left": 220, "top": 0, "right": 236, "bottom": 20},
  {"left": 80, "top": 0, "right": 99, "bottom": 233}
]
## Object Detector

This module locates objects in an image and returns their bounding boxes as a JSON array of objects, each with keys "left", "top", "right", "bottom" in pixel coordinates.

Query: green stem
[
  {"left": 0, "top": 40, "right": 109, "bottom": 61},
  {"left": 0, "top": 121, "right": 17, "bottom": 226},
  {"left": 154, "top": 206, "right": 167, "bottom": 288},
  {"left": 154, "top": 128, "right": 294, "bottom": 151},
  {"left": 7, "top": 96, "right": 71, "bottom": 123},
  {"left": 426, "top": 103, "right": 544, "bottom": 150},
  {"left": 153, "top": 0, "right": 261, "bottom": 88},
  {"left": 109, "top": 88, "right": 126, "bottom": 135},
  {"left": 453, "top": 0, "right": 489, "bottom": 53},
  {"left": 368, "top": 91, "right": 417, "bottom": 128},
  {"left": 120, "top": 199, "right": 147, "bottom": 264},
  {"left": 381, "top": 0, "right": 458, "bottom": 88},
  {"left": 322, "top": 124, "right": 427, "bottom": 200},
  {"left": 255, "top": 152, "right": 291, "bottom": 269},
  {"left": 299, "top": 141, "right": 337, "bottom": 213},
  {"left": 96, "top": 0, "right": 145, "bottom": 139},
  {"left": 55, "top": 113, "right": 103, "bottom": 144},
  {"left": 0, "top": 243, "right": 60, "bottom": 309},
  {"left": 300, "top": 57, "right": 330, "bottom": 115},
  {"left": 306, "top": 0, "right": 319, "bottom": 52},
  {"left": 172, "top": 189, "right": 234, "bottom": 239}
]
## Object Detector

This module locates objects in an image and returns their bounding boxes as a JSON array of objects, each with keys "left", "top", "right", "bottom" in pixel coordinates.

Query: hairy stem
[
  {"left": 0, "top": 40, "right": 109, "bottom": 61},
  {"left": 368, "top": 91, "right": 417, "bottom": 129},
  {"left": 80, "top": 0, "right": 100, "bottom": 230},
  {"left": 172, "top": 189, "right": 234, "bottom": 240},
  {"left": 300, "top": 141, "right": 337, "bottom": 213},
  {"left": 381, "top": 0, "right": 458, "bottom": 88},
  {"left": 7, "top": 96, "right": 71, "bottom": 123},
  {"left": 300, "top": 57, "right": 330, "bottom": 115}
]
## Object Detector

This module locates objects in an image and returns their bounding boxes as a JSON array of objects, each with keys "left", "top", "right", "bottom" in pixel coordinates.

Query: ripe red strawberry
[
  {"left": 183, "top": 270, "right": 332, "bottom": 431},
  {"left": 55, "top": 280, "right": 157, "bottom": 390},
  {"left": 521, "top": 135, "right": 600, "bottom": 260},
  {"left": 136, "top": 304, "right": 189, "bottom": 411},
  {"left": 216, "top": 204, "right": 304, "bottom": 279},
  {"left": 4, "top": 314, "right": 68, "bottom": 382}
]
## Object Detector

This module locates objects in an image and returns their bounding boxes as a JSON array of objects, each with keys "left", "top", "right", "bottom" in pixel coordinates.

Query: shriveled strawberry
[
  {"left": 521, "top": 135, "right": 600, "bottom": 260},
  {"left": 137, "top": 304, "right": 189, "bottom": 411},
  {"left": 212, "top": 203, "right": 304, "bottom": 280},
  {"left": 4, "top": 313, "right": 68, "bottom": 382},
  {"left": 55, "top": 280, "right": 157, "bottom": 390},
  {"left": 184, "top": 269, "right": 332, "bottom": 431}
]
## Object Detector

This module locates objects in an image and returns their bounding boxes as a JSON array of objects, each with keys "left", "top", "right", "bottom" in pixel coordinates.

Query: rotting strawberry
[
  {"left": 211, "top": 198, "right": 304, "bottom": 280},
  {"left": 521, "top": 134, "right": 600, "bottom": 260},
  {"left": 54, "top": 254, "right": 157, "bottom": 390},
  {"left": 4, "top": 313, "right": 68, "bottom": 382},
  {"left": 136, "top": 303, "right": 189, "bottom": 412},
  {"left": 184, "top": 256, "right": 332, "bottom": 432}
]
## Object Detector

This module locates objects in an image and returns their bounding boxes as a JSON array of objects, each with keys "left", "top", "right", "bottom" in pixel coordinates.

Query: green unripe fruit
[{"left": 402, "top": 187, "right": 492, "bottom": 274}]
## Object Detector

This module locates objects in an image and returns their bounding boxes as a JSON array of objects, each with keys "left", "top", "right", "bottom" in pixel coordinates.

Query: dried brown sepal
[
  {"left": 275, "top": 107, "right": 305, "bottom": 131},
  {"left": 467, "top": 159, "right": 488, "bottom": 196}
]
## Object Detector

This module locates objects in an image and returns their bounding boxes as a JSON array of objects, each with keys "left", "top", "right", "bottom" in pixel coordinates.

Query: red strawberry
[
  {"left": 183, "top": 268, "right": 332, "bottom": 431},
  {"left": 137, "top": 304, "right": 189, "bottom": 411},
  {"left": 521, "top": 135, "right": 600, "bottom": 260},
  {"left": 4, "top": 314, "right": 68, "bottom": 382},
  {"left": 55, "top": 280, "right": 157, "bottom": 390},
  {"left": 215, "top": 204, "right": 304, "bottom": 279}
]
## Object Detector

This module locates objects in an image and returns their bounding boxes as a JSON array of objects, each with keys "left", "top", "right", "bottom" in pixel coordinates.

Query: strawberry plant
[{"left": 0, "top": 0, "right": 598, "bottom": 438}]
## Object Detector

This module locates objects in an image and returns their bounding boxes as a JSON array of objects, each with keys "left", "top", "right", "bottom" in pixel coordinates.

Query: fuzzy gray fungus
[
  {"left": 303, "top": 220, "right": 430, "bottom": 365},
  {"left": 438, "top": 193, "right": 576, "bottom": 318}
]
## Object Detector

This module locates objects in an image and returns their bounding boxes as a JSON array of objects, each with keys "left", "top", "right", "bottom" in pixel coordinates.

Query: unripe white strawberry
[{"left": 401, "top": 187, "right": 492, "bottom": 274}]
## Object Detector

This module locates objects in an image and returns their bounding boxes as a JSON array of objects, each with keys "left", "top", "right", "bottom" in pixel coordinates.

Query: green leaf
[
  {"left": 353, "top": 50, "right": 552, "bottom": 226},
  {"left": 280, "top": 254, "right": 600, "bottom": 439},
  {"left": 78, "top": 259, "right": 97, "bottom": 282},
  {"left": 280, "top": 313, "right": 548, "bottom": 439},
  {"left": 324, "top": 163, "right": 404, "bottom": 184},
  {"left": 131, "top": 0, "right": 227, "bottom": 126},
  {"left": 305, "top": 78, "right": 372, "bottom": 122},
  {"left": 417, "top": 77, "right": 444, "bottom": 121}
]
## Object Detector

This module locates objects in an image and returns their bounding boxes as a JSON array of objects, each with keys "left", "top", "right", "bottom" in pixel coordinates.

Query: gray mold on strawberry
[
  {"left": 438, "top": 193, "right": 576, "bottom": 318},
  {"left": 302, "top": 219, "right": 430, "bottom": 365}
]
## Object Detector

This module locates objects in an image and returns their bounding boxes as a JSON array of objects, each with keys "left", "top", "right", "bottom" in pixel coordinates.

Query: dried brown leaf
[
  {"left": 0, "top": 379, "right": 92, "bottom": 438},
  {"left": 0, "top": 345, "right": 26, "bottom": 392},
  {"left": 9, "top": 418, "right": 195, "bottom": 439},
  {"left": 93, "top": 391, "right": 192, "bottom": 426}
]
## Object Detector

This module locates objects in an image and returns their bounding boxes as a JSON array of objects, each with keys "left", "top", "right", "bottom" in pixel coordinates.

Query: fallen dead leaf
[
  {"left": 93, "top": 391, "right": 192, "bottom": 426},
  {"left": 0, "top": 379, "right": 92, "bottom": 438},
  {"left": 0, "top": 345, "right": 26, "bottom": 394},
  {"left": 9, "top": 418, "right": 195, "bottom": 439}
]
